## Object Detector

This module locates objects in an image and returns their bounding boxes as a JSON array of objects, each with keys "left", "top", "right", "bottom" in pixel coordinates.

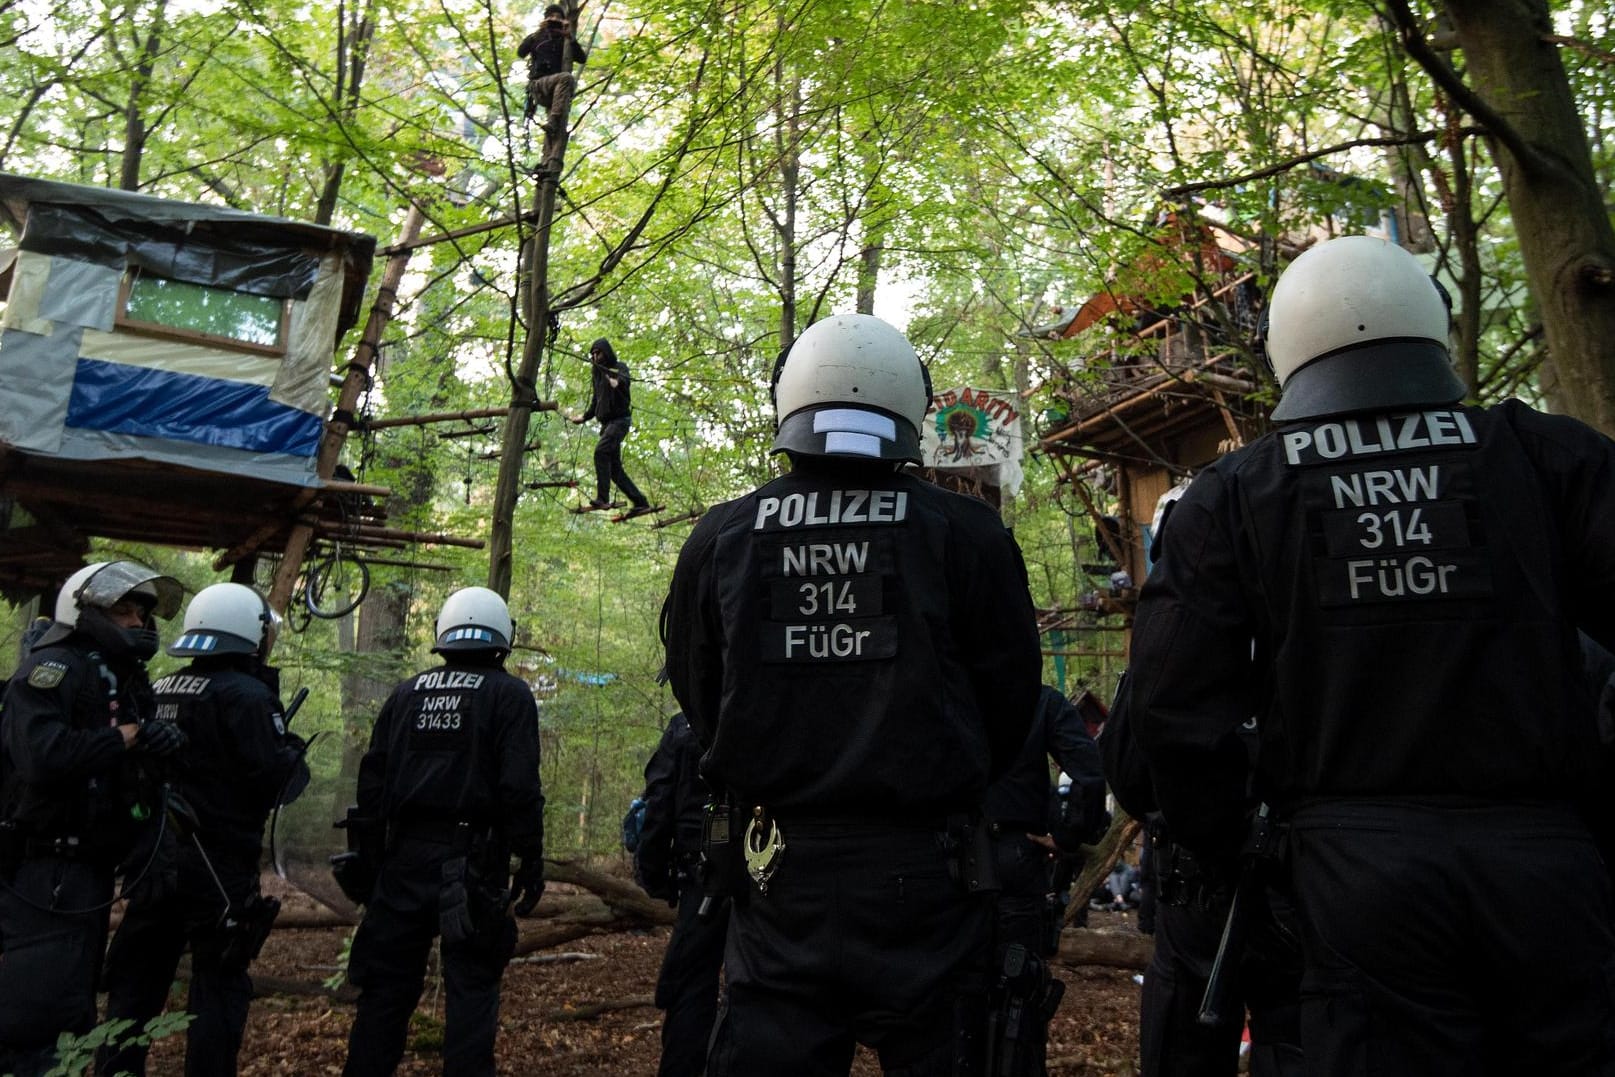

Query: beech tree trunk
[{"left": 1435, "top": 0, "right": 1615, "bottom": 432}]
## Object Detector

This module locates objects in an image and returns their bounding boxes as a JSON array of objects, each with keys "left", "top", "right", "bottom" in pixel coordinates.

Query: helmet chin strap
[{"left": 78, "top": 606, "right": 159, "bottom": 661}]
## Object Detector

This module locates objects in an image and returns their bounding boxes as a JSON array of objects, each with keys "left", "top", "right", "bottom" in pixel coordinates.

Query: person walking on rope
[{"left": 570, "top": 338, "right": 654, "bottom": 517}]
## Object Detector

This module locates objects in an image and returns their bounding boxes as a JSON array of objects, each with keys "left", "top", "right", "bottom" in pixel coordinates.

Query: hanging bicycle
[{"left": 302, "top": 533, "right": 371, "bottom": 619}]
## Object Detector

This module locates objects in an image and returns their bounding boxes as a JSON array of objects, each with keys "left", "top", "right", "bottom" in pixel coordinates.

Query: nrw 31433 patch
[{"left": 26, "top": 660, "right": 69, "bottom": 689}]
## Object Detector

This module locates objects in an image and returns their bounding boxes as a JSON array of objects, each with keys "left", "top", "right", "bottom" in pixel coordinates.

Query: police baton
[
  {"left": 282, "top": 686, "right": 310, "bottom": 731},
  {"left": 1196, "top": 803, "right": 1274, "bottom": 1027},
  {"left": 1196, "top": 877, "right": 1250, "bottom": 1026}
]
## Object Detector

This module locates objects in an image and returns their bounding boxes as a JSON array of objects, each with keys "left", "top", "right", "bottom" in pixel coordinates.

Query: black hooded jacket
[{"left": 581, "top": 338, "right": 632, "bottom": 424}]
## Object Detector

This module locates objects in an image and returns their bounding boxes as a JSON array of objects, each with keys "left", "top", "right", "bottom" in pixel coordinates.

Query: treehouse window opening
[{"left": 118, "top": 271, "right": 289, "bottom": 355}]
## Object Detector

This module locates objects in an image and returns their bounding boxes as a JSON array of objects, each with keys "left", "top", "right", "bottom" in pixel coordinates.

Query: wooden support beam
[
  {"left": 321, "top": 478, "right": 394, "bottom": 498},
  {"left": 343, "top": 523, "right": 485, "bottom": 549},
  {"left": 362, "top": 406, "right": 517, "bottom": 431},
  {"left": 652, "top": 509, "right": 704, "bottom": 529},
  {"left": 360, "top": 556, "right": 455, "bottom": 572},
  {"left": 214, "top": 490, "right": 320, "bottom": 570},
  {"left": 271, "top": 206, "right": 426, "bottom": 612},
  {"left": 1064, "top": 473, "right": 1130, "bottom": 567}
]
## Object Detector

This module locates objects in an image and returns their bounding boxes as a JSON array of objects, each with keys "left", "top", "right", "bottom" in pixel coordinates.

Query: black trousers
[
  {"left": 594, "top": 417, "right": 646, "bottom": 506},
  {"left": 1139, "top": 875, "right": 1302, "bottom": 1077},
  {"left": 99, "top": 847, "right": 260, "bottom": 1077},
  {"left": 990, "top": 831, "right": 1051, "bottom": 958},
  {"left": 655, "top": 885, "right": 729, "bottom": 1077},
  {"left": 343, "top": 837, "right": 517, "bottom": 1077},
  {"left": 989, "top": 831, "right": 1061, "bottom": 1077},
  {"left": 1290, "top": 799, "right": 1615, "bottom": 1077},
  {"left": 707, "top": 822, "right": 991, "bottom": 1077},
  {"left": 0, "top": 856, "right": 114, "bottom": 1077}
]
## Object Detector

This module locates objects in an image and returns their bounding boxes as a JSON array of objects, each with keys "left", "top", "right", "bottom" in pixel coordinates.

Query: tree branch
[
  {"left": 1164, "top": 129, "right": 1482, "bottom": 198},
  {"left": 1377, "top": 0, "right": 1554, "bottom": 177}
]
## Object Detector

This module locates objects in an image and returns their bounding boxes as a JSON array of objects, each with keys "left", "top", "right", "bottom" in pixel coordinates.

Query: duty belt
[
  {"left": 987, "top": 820, "right": 1042, "bottom": 837},
  {"left": 22, "top": 834, "right": 88, "bottom": 860},
  {"left": 389, "top": 818, "right": 478, "bottom": 847}
]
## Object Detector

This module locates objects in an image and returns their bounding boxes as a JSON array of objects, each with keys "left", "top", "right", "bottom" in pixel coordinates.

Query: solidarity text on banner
[{"left": 919, "top": 386, "right": 1025, "bottom": 495}]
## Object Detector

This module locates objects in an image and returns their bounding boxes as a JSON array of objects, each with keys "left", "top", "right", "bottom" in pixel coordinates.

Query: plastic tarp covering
[
  {"left": 0, "top": 171, "right": 376, "bottom": 340},
  {"left": 0, "top": 325, "right": 81, "bottom": 453},
  {"left": 80, "top": 329, "right": 283, "bottom": 385},
  {"left": 21, "top": 203, "right": 320, "bottom": 299},
  {"left": 37, "top": 258, "right": 118, "bottom": 331},
  {"left": 65, "top": 358, "right": 323, "bottom": 456},
  {"left": 1, "top": 249, "right": 54, "bottom": 334},
  {"left": 52, "top": 427, "right": 324, "bottom": 488},
  {"left": 274, "top": 250, "right": 345, "bottom": 415}
]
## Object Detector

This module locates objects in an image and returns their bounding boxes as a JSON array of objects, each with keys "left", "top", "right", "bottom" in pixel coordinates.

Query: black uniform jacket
[
  {"left": 151, "top": 655, "right": 300, "bottom": 860},
  {"left": 665, "top": 460, "right": 1041, "bottom": 819},
  {"left": 581, "top": 345, "right": 632, "bottom": 424},
  {"left": 984, "top": 685, "right": 1104, "bottom": 836},
  {"left": 1, "top": 636, "right": 153, "bottom": 856},
  {"left": 357, "top": 656, "right": 544, "bottom": 860},
  {"left": 517, "top": 23, "right": 587, "bottom": 77},
  {"left": 635, "top": 712, "right": 706, "bottom": 900},
  {"left": 1129, "top": 401, "right": 1615, "bottom": 854}
]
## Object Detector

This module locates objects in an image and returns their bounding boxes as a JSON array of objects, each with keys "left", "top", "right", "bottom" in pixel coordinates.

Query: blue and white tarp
[{"left": 0, "top": 176, "right": 372, "bottom": 488}]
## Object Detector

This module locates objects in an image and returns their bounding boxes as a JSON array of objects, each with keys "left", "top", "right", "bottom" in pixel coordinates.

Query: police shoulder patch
[{"left": 27, "top": 660, "right": 69, "bottom": 689}]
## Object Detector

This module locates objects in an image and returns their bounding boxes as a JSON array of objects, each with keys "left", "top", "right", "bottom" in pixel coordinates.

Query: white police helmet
[
  {"left": 53, "top": 563, "right": 108, "bottom": 626},
  {"left": 54, "top": 560, "right": 182, "bottom": 625},
  {"left": 1265, "top": 235, "right": 1465, "bottom": 421},
  {"left": 169, "top": 582, "right": 275, "bottom": 658},
  {"left": 433, "top": 587, "right": 514, "bottom": 653},
  {"left": 771, "top": 313, "right": 932, "bottom": 463}
]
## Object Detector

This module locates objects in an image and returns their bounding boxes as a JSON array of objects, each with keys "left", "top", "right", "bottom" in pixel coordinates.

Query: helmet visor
[
  {"left": 76, "top": 562, "right": 184, "bottom": 620},
  {"left": 771, "top": 405, "right": 922, "bottom": 463}
]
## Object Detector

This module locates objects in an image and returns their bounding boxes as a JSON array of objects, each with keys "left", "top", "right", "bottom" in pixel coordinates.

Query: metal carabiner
[{"left": 743, "top": 806, "right": 786, "bottom": 895}]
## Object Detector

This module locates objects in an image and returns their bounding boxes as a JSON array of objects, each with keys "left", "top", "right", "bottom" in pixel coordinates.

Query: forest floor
[{"left": 136, "top": 878, "right": 1150, "bottom": 1075}]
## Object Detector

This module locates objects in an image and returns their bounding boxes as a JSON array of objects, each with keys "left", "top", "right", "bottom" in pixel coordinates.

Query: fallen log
[
  {"left": 544, "top": 859, "right": 675, "bottom": 924},
  {"left": 271, "top": 907, "right": 357, "bottom": 929},
  {"left": 1054, "top": 927, "right": 1154, "bottom": 972},
  {"left": 250, "top": 974, "right": 357, "bottom": 1004},
  {"left": 544, "top": 995, "right": 657, "bottom": 1022},
  {"left": 514, "top": 910, "right": 631, "bottom": 957}
]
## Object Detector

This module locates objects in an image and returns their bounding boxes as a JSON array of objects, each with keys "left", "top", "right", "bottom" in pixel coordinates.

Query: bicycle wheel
[{"left": 304, "top": 553, "right": 371, "bottom": 619}]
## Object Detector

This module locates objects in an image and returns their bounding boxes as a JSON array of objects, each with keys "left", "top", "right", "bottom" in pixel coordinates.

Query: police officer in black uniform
[
  {"left": 98, "top": 582, "right": 307, "bottom": 1077},
  {"left": 981, "top": 684, "right": 1105, "bottom": 1077},
  {"left": 340, "top": 586, "right": 546, "bottom": 1077},
  {"left": 0, "top": 560, "right": 184, "bottom": 1077},
  {"left": 1103, "top": 685, "right": 1302, "bottom": 1077},
  {"left": 986, "top": 684, "right": 1106, "bottom": 960},
  {"left": 664, "top": 312, "right": 1042, "bottom": 1076},
  {"left": 634, "top": 710, "right": 728, "bottom": 1077},
  {"left": 1127, "top": 235, "right": 1615, "bottom": 1075}
]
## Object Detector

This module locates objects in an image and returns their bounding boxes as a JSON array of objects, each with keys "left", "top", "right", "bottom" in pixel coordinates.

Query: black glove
[
  {"left": 133, "top": 720, "right": 187, "bottom": 758},
  {"left": 511, "top": 857, "right": 545, "bottom": 916},
  {"left": 330, "top": 851, "right": 379, "bottom": 906}
]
